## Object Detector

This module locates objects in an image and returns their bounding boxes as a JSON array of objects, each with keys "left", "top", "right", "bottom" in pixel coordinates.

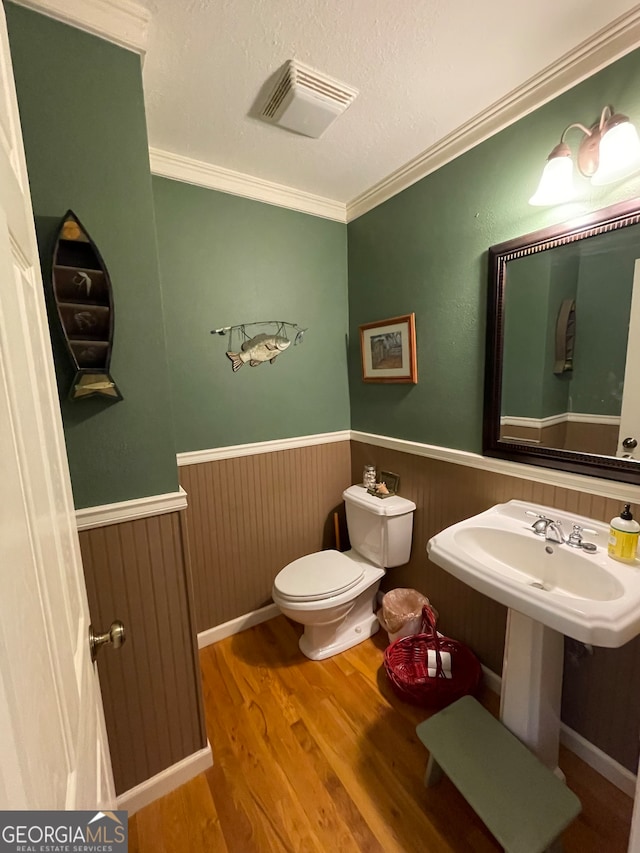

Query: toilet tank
[{"left": 343, "top": 485, "right": 416, "bottom": 567}]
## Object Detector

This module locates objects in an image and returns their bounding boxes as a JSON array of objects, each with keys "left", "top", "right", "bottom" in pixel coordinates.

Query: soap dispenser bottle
[{"left": 608, "top": 504, "right": 640, "bottom": 563}]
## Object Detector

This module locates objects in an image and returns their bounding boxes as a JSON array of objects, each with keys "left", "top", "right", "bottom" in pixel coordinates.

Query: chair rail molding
[
  {"left": 177, "top": 427, "right": 640, "bottom": 500},
  {"left": 500, "top": 413, "right": 621, "bottom": 428},
  {"left": 75, "top": 487, "right": 188, "bottom": 530},
  {"left": 351, "top": 430, "right": 640, "bottom": 502},
  {"left": 177, "top": 430, "right": 351, "bottom": 466}
]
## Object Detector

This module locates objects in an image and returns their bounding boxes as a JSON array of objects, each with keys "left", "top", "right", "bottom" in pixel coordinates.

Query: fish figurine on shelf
[
  {"left": 52, "top": 210, "right": 122, "bottom": 401},
  {"left": 226, "top": 333, "right": 291, "bottom": 372}
]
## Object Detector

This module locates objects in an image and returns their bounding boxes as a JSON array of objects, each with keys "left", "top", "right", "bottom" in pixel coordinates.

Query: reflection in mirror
[
  {"left": 484, "top": 199, "right": 640, "bottom": 484},
  {"left": 501, "top": 226, "right": 640, "bottom": 456}
]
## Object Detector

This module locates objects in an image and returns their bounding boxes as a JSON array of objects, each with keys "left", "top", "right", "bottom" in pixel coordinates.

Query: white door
[
  {"left": 617, "top": 259, "right": 640, "bottom": 460},
  {"left": 0, "top": 4, "right": 115, "bottom": 810}
]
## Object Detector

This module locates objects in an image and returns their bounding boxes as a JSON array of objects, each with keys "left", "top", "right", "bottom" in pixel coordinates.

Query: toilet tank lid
[{"left": 343, "top": 484, "right": 416, "bottom": 516}]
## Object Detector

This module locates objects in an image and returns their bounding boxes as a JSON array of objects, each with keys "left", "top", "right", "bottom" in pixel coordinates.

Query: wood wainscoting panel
[
  {"left": 564, "top": 420, "right": 619, "bottom": 456},
  {"left": 79, "top": 510, "right": 207, "bottom": 795},
  {"left": 351, "top": 440, "right": 640, "bottom": 773},
  {"left": 179, "top": 440, "right": 352, "bottom": 633},
  {"left": 539, "top": 421, "right": 568, "bottom": 449}
]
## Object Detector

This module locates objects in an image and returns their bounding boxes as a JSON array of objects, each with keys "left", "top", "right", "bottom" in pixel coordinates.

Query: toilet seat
[{"left": 273, "top": 550, "right": 364, "bottom": 602}]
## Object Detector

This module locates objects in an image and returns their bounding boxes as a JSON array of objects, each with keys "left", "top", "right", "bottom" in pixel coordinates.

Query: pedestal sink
[{"left": 427, "top": 499, "right": 640, "bottom": 773}]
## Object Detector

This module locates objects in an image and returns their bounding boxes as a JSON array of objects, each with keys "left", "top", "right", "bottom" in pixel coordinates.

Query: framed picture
[
  {"left": 380, "top": 471, "right": 399, "bottom": 494},
  {"left": 367, "top": 470, "right": 400, "bottom": 498},
  {"left": 359, "top": 313, "right": 417, "bottom": 383}
]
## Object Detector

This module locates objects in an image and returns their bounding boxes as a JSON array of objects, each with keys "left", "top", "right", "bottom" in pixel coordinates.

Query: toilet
[{"left": 272, "top": 484, "right": 416, "bottom": 660}]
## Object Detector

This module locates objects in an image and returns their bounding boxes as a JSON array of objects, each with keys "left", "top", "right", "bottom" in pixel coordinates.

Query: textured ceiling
[{"left": 142, "top": 0, "right": 639, "bottom": 204}]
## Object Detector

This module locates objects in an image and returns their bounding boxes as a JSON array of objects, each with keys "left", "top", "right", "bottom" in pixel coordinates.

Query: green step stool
[{"left": 415, "top": 696, "right": 581, "bottom": 853}]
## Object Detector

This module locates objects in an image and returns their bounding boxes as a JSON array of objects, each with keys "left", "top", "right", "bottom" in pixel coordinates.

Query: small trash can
[{"left": 377, "top": 588, "right": 434, "bottom": 643}]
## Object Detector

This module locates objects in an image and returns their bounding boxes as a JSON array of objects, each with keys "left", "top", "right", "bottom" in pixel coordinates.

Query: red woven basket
[{"left": 383, "top": 605, "right": 482, "bottom": 709}]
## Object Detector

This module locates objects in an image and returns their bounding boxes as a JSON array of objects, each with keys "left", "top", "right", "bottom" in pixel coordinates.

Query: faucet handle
[
  {"left": 525, "top": 511, "right": 556, "bottom": 535},
  {"left": 525, "top": 511, "right": 557, "bottom": 523},
  {"left": 571, "top": 524, "right": 598, "bottom": 535},
  {"left": 567, "top": 524, "right": 598, "bottom": 547}
]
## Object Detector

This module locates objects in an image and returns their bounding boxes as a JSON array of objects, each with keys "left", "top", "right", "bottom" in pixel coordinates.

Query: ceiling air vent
[{"left": 261, "top": 60, "right": 358, "bottom": 138}]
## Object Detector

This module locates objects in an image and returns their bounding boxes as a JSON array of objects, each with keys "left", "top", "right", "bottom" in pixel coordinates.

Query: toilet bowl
[
  {"left": 272, "top": 484, "right": 416, "bottom": 660},
  {"left": 272, "top": 549, "right": 385, "bottom": 660}
]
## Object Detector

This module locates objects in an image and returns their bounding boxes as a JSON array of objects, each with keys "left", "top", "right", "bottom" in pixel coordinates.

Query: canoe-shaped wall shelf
[{"left": 52, "top": 210, "right": 122, "bottom": 401}]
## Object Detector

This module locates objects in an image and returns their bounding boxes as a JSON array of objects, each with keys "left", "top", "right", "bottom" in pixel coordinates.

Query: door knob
[
  {"left": 89, "top": 620, "right": 126, "bottom": 663},
  {"left": 622, "top": 437, "right": 638, "bottom": 449}
]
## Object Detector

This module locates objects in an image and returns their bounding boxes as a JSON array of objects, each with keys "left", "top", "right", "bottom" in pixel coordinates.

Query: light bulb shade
[
  {"left": 591, "top": 119, "right": 640, "bottom": 185},
  {"left": 529, "top": 152, "right": 576, "bottom": 206}
]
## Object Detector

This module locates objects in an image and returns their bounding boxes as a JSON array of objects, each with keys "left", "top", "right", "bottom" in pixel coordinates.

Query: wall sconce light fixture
[{"left": 529, "top": 105, "right": 640, "bottom": 206}]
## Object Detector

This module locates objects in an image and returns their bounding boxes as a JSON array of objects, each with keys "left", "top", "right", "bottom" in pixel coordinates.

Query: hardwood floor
[{"left": 130, "top": 616, "right": 633, "bottom": 852}]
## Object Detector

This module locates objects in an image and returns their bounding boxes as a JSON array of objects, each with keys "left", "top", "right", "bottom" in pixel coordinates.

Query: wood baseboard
[
  {"left": 482, "top": 666, "right": 636, "bottom": 797},
  {"left": 559, "top": 722, "right": 636, "bottom": 797},
  {"left": 197, "top": 603, "right": 280, "bottom": 648},
  {"left": 116, "top": 741, "right": 213, "bottom": 815}
]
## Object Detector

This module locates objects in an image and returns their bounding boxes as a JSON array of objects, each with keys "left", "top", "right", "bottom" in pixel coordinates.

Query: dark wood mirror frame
[{"left": 483, "top": 196, "right": 640, "bottom": 485}]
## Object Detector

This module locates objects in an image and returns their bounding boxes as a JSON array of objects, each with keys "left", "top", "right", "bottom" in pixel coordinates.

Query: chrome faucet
[
  {"left": 525, "top": 510, "right": 598, "bottom": 550},
  {"left": 544, "top": 521, "right": 565, "bottom": 544}
]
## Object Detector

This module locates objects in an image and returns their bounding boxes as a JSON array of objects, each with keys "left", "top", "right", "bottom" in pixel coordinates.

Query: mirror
[{"left": 484, "top": 198, "right": 640, "bottom": 485}]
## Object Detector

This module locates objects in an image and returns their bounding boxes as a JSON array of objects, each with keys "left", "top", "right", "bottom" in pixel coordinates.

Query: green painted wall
[
  {"left": 570, "top": 226, "right": 639, "bottom": 416},
  {"left": 152, "top": 177, "right": 349, "bottom": 451},
  {"left": 348, "top": 48, "right": 640, "bottom": 451},
  {"left": 502, "top": 247, "right": 578, "bottom": 420},
  {"left": 502, "top": 251, "right": 560, "bottom": 418},
  {"left": 542, "top": 252, "right": 579, "bottom": 417},
  {"left": 501, "top": 226, "right": 640, "bottom": 420},
  {"left": 6, "top": 3, "right": 178, "bottom": 508},
  {"left": 7, "top": 2, "right": 640, "bottom": 496}
]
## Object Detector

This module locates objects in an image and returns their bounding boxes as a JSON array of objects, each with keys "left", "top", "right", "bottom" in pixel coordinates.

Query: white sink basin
[
  {"left": 427, "top": 499, "right": 640, "bottom": 647},
  {"left": 455, "top": 528, "right": 624, "bottom": 602}
]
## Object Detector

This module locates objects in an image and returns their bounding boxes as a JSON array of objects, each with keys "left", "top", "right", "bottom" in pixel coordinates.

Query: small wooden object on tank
[{"left": 52, "top": 210, "right": 122, "bottom": 401}]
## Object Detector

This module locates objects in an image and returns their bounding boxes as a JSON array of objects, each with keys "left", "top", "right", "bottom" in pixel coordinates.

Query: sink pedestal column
[{"left": 500, "top": 609, "right": 564, "bottom": 772}]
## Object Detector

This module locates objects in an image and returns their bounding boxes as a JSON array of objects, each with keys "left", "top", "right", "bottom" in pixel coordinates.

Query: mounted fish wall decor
[
  {"left": 211, "top": 321, "right": 307, "bottom": 373},
  {"left": 52, "top": 211, "right": 122, "bottom": 401}
]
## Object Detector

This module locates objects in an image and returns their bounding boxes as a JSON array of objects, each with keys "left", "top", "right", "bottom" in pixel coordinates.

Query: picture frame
[
  {"left": 380, "top": 471, "right": 399, "bottom": 494},
  {"left": 367, "top": 470, "right": 400, "bottom": 498},
  {"left": 359, "top": 313, "right": 417, "bottom": 383}
]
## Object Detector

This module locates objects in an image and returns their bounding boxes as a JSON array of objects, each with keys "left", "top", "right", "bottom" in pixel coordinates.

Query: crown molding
[
  {"left": 16, "top": 4, "right": 638, "bottom": 217},
  {"left": 149, "top": 148, "right": 347, "bottom": 223},
  {"left": 149, "top": 6, "right": 640, "bottom": 222},
  {"left": 346, "top": 6, "right": 640, "bottom": 221},
  {"left": 10, "top": 0, "right": 150, "bottom": 56}
]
